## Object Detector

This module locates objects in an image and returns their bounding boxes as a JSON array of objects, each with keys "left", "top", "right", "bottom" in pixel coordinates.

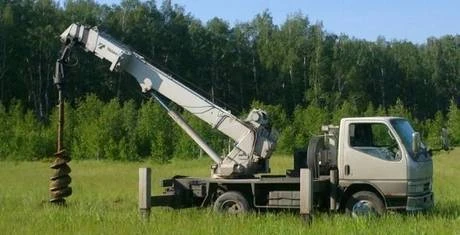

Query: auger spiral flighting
[{"left": 49, "top": 42, "right": 74, "bottom": 204}]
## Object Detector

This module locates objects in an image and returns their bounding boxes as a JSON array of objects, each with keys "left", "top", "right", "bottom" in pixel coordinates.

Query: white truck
[{"left": 57, "top": 23, "right": 439, "bottom": 216}]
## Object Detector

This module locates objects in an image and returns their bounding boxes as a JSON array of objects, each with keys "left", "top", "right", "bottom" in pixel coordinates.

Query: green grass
[{"left": 1, "top": 149, "right": 460, "bottom": 234}]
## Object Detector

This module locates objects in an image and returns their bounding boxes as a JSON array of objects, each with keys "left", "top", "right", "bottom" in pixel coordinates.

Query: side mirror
[
  {"left": 441, "top": 128, "right": 450, "bottom": 151},
  {"left": 412, "top": 132, "right": 421, "bottom": 154}
]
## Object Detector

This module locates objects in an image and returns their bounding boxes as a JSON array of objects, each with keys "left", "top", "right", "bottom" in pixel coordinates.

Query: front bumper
[{"left": 406, "top": 192, "right": 434, "bottom": 211}]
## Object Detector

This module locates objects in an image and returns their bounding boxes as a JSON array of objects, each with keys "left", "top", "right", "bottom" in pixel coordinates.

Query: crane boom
[{"left": 60, "top": 24, "right": 277, "bottom": 177}]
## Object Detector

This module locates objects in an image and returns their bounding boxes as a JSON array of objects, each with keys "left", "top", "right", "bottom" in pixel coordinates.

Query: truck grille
[{"left": 424, "top": 182, "right": 430, "bottom": 192}]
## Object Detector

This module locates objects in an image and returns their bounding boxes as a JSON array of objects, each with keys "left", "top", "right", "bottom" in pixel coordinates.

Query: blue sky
[{"left": 95, "top": 0, "right": 459, "bottom": 44}]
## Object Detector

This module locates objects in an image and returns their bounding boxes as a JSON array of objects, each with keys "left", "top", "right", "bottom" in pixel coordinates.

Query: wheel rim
[
  {"left": 221, "top": 200, "right": 242, "bottom": 214},
  {"left": 351, "top": 200, "right": 377, "bottom": 217}
]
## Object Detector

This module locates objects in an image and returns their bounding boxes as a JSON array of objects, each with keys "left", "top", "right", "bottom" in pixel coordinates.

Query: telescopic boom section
[{"left": 60, "top": 24, "right": 277, "bottom": 177}]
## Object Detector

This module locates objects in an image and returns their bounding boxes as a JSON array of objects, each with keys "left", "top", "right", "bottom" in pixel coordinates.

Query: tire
[
  {"left": 345, "top": 191, "right": 385, "bottom": 217},
  {"left": 213, "top": 191, "right": 250, "bottom": 214},
  {"left": 307, "top": 136, "right": 323, "bottom": 179}
]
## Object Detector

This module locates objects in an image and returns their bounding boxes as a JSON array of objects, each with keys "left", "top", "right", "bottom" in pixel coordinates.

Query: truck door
[{"left": 341, "top": 121, "right": 407, "bottom": 197}]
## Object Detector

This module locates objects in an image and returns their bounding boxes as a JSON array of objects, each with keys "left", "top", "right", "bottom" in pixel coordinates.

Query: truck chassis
[{"left": 152, "top": 173, "right": 334, "bottom": 213}]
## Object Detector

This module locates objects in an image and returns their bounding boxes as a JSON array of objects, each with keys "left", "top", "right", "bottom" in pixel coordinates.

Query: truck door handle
[{"left": 345, "top": 165, "right": 350, "bottom": 175}]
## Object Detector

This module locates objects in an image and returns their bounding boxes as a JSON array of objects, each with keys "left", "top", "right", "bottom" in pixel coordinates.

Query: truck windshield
[{"left": 390, "top": 119, "right": 415, "bottom": 154}]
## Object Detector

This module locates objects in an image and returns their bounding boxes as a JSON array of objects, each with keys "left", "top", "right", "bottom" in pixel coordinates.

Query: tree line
[
  {"left": 0, "top": 0, "right": 459, "bottom": 161},
  {"left": 1, "top": 96, "right": 459, "bottom": 161}
]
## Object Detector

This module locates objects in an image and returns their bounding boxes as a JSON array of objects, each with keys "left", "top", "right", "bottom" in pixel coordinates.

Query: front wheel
[
  {"left": 213, "top": 191, "right": 250, "bottom": 214},
  {"left": 345, "top": 191, "right": 385, "bottom": 217}
]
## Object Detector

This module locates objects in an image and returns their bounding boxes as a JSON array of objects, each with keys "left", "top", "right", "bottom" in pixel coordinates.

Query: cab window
[{"left": 349, "top": 123, "right": 401, "bottom": 161}]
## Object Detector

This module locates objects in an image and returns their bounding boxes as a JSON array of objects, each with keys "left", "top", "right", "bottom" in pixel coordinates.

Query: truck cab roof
[{"left": 341, "top": 116, "right": 406, "bottom": 123}]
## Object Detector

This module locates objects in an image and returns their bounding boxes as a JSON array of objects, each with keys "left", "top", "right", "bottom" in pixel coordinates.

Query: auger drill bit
[{"left": 49, "top": 42, "right": 73, "bottom": 204}]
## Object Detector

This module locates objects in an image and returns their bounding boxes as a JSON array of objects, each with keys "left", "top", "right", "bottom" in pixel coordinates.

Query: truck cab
[{"left": 336, "top": 117, "right": 433, "bottom": 215}]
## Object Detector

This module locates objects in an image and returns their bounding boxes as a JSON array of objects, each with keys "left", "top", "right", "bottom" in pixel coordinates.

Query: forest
[{"left": 0, "top": 0, "right": 459, "bottom": 161}]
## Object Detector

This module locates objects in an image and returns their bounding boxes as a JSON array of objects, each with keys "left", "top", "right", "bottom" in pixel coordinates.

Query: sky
[{"left": 94, "top": 0, "right": 459, "bottom": 44}]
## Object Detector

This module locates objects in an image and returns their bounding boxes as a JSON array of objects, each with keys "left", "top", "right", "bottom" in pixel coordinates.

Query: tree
[
  {"left": 390, "top": 41, "right": 430, "bottom": 118},
  {"left": 0, "top": 2, "right": 14, "bottom": 103},
  {"left": 230, "top": 23, "right": 255, "bottom": 109},
  {"left": 206, "top": 18, "right": 231, "bottom": 104},
  {"left": 278, "top": 13, "right": 310, "bottom": 112},
  {"left": 424, "top": 36, "right": 460, "bottom": 113},
  {"left": 292, "top": 104, "right": 328, "bottom": 149},
  {"left": 22, "top": 0, "right": 63, "bottom": 119},
  {"left": 306, "top": 22, "right": 325, "bottom": 106},
  {"left": 251, "top": 11, "right": 282, "bottom": 105},
  {"left": 387, "top": 99, "right": 412, "bottom": 120},
  {"left": 331, "top": 100, "right": 358, "bottom": 125},
  {"left": 424, "top": 111, "right": 445, "bottom": 149},
  {"left": 447, "top": 99, "right": 460, "bottom": 145},
  {"left": 71, "top": 94, "right": 105, "bottom": 160},
  {"left": 64, "top": 0, "right": 101, "bottom": 26},
  {"left": 136, "top": 99, "right": 175, "bottom": 162}
]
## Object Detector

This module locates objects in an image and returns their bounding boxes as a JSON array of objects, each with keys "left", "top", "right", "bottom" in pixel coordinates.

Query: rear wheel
[
  {"left": 345, "top": 191, "right": 385, "bottom": 217},
  {"left": 213, "top": 191, "right": 250, "bottom": 214}
]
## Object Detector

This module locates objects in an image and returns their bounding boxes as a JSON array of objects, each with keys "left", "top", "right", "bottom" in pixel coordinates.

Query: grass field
[{"left": 1, "top": 149, "right": 459, "bottom": 234}]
